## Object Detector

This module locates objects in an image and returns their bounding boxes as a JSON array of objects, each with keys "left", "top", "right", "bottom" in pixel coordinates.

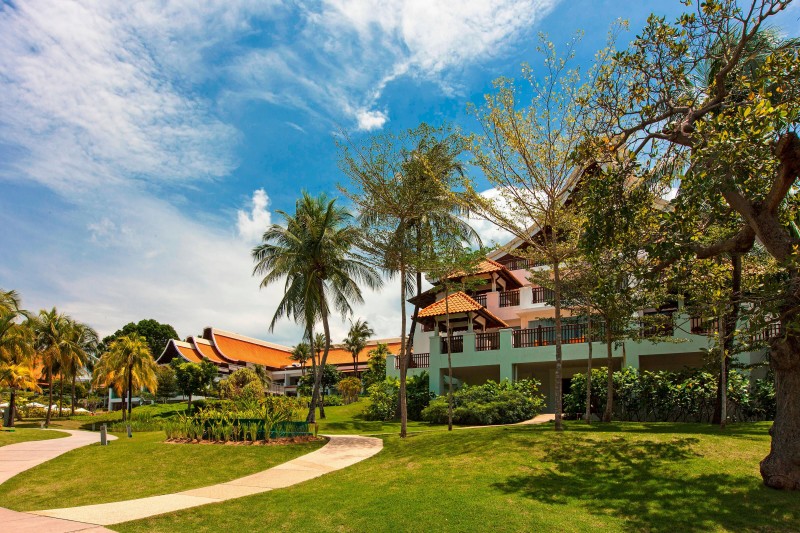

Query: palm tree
[
  {"left": 63, "top": 321, "right": 98, "bottom": 416},
  {"left": 290, "top": 342, "right": 311, "bottom": 375},
  {"left": 29, "top": 308, "right": 75, "bottom": 427},
  {"left": 252, "top": 192, "right": 382, "bottom": 423},
  {"left": 0, "top": 317, "right": 37, "bottom": 427},
  {"left": 94, "top": 333, "right": 157, "bottom": 420},
  {"left": 0, "top": 289, "right": 21, "bottom": 315},
  {"left": 343, "top": 319, "right": 374, "bottom": 374}
]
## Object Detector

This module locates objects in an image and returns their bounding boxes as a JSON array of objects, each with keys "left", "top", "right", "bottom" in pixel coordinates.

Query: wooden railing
[
  {"left": 512, "top": 323, "right": 597, "bottom": 348},
  {"left": 530, "top": 287, "right": 554, "bottom": 304},
  {"left": 441, "top": 336, "right": 464, "bottom": 354},
  {"left": 499, "top": 289, "right": 520, "bottom": 307},
  {"left": 474, "top": 293, "right": 487, "bottom": 307},
  {"left": 394, "top": 353, "right": 431, "bottom": 369},
  {"left": 690, "top": 317, "right": 717, "bottom": 336},
  {"left": 751, "top": 322, "right": 782, "bottom": 343},
  {"left": 475, "top": 331, "right": 500, "bottom": 351},
  {"left": 498, "top": 257, "right": 548, "bottom": 270}
]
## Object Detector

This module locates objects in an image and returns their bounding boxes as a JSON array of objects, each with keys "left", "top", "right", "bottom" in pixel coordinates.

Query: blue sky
[{"left": 1, "top": 1, "right": 798, "bottom": 345}]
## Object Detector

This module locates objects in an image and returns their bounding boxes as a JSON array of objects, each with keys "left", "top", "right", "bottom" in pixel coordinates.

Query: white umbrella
[
  {"left": 25, "top": 402, "right": 45, "bottom": 408},
  {"left": 0, "top": 402, "right": 8, "bottom": 408},
  {"left": 74, "top": 407, "right": 90, "bottom": 413}
]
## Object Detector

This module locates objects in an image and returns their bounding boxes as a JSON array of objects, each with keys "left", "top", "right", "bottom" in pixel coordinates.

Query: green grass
[
  {"left": 114, "top": 422, "right": 798, "bottom": 533},
  {"left": 0, "top": 428, "right": 69, "bottom": 447},
  {"left": 16, "top": 402, "right": 190, "bottom": 431},
  {"left": 314, "top": 401, "right": 452, "bottom": 435},
  {"left": 0, "top": 430, "right": 325, "bottom": 511}
]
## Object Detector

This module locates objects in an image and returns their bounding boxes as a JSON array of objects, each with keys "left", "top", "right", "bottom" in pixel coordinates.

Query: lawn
[
  {"left": 315, "top": 401, "right": 452, "bottom": 434},
  {"left": 0, "top": 430, "right": 325, "bottom": 511},
  {"left": 114, "top": 422, "right": 798, "bottom": 533},
  {"left": 0, "top": 428, "right": 69, "bottom": 447}
]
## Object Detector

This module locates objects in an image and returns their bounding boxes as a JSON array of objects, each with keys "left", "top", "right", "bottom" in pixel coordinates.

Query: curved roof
[{"left": 189, "top": 337, "right": 228, "bottom": 365}]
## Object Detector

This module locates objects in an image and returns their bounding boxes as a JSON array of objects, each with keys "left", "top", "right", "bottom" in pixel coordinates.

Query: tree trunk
[
  {"left": 127, "top": 366, "right": 133, "bottom": 417},
  {"left": 760, "top": 327, "right": 800, "bottom": 490},
  {"left": 719, "top": 317, "right": 727, "bottom": 429},
  {"left": 58, "top": 374, "right": 64, "bottom": 417},
  {"left": 315, "top": 283, "right": 333, "bottom": 421},
  {"left": 603, "top": 325, "right": 614, "bottom": 423},
  {"left": 187, "top": 392, "right": 192, "bottom": 412},
  {"left": 5, "top": 389, "right": 16, "bottom": 427},
  {"left": 552, "top": 260, "right": 564, "bottom": 431},
  {"left": 306, "top": 327, "right": 319, "bottom": 424},
  {"left": 45, "top": 364, "right": 53, "bottom": 427},
  {"left": 398, "top": 261, "right": 409, "bottom": 438},
  {"left": 445, "top": 287, "right": 453, "bottom": 431},
  {"left": 397, "top": 271, "right": 421, "bottom": 420},
  {"left": 714, "top": 252, "right": 741, "bottom": 425},
  {"left": 585, "top": 315, "right": 593, "bottom": 424},
  {"left": 71, "top": 372, "right": 77, "bottom": 416}
]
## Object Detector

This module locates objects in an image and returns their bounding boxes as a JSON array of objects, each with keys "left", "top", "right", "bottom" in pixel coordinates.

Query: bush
[
  {"left": 421, "top": 379, "right": 545, "bottom": 425},
  {"left": 406, "top": 372, "right": 434, "bottom": 420},
  {"left": 337, "top": 377, "right": 362, "bottom": 404},
  {"left": 363, "top": 372, "right": 433, "bottom": 421},
  {"left": 563, "top": 367, "right": 776, "bottom": 422}
]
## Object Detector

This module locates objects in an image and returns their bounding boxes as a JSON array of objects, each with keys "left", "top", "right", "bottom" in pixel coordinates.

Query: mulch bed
[{"left": 164, "top": 436, "right": 325, "bottom": 446}]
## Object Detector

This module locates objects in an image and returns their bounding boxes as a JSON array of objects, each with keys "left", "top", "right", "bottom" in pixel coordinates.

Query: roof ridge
[{"left": 210, "top": 328, "right": 293, "bottom": 352}]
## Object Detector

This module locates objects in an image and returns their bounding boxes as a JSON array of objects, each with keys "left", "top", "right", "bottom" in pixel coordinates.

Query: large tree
[
  {"left": 588, "top": 0, "right": 800, "bottom": 488},
  {"left": 99, "top": 319, "right": 178, "bottom": 360},
  {"left": 339, "top": 123, "right": 478, "bottom": 437},
  {"left": 94, "top": 333, "right": 158, "bottom": 419},
  {"left": 29, "top": 308, "right": 75, "bottom": 427},
  {"left": 343, "top": 319, "right": 374, "bottom": 375},
  {"left": 252, "top": 192, "right": 381, "bottom": 423},
  {"left": 0, "top": 299, "right": 37, "bottom": 427}
]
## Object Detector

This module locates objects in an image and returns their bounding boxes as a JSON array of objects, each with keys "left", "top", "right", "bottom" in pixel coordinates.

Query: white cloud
[
  {"left": 356, "top": 109, "right": 389, "bottom": 131},
  {"left": 237, "top": 189, "right": 272, "bottom": 243}
]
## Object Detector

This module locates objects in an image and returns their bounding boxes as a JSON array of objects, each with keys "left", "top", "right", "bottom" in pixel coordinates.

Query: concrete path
[
  {"left": 0, "top": 430, "right": 117, "bottom": 485},
  {"left": 0, "top": 508, "right": 113, "bottom": 533},
  {"left": 32, "top": 434, "right": 382, "bottom": 526}
]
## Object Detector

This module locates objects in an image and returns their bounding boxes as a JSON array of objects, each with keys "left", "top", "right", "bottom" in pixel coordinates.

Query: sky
[{"left": 1, "top": 0, "right": 799, "bottom": 347}]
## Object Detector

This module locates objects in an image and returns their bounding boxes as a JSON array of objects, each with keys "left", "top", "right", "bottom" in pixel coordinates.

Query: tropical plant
[
  {"left": 93, "top": 333, "right": 158, "bottom": 421},
  {"left": 339, "top": 122, "right": 478, "bottom": 437},
  {"left": 337, "top": 376, "right": 362, "bottom": 404},
  {"left": 218, "top": 367, "right": 265, "bottom": 404},
  {"left": 170, "top": 358, "right": 216, "bottom": 411},
  {"left": 289, "top": 342, "right": 311, "bottom": 375},
  {"left": 252, "top": 192, "right": 381, "bottom": 423},
  {"left": 29, "top": 308, "right": 76, "bottom": 426},
  {"left": 99, "top": 319, "right": 178, "bottom": 360},
  {"left": 155, "top": 365, "right": 178, "bottom": 403},
  {"left": 362, "top": 342, "right": 389, "bottom": 389},
  {"left": 62, "top": 321, "right": 98, "bottom": 416},
  {"left": 421, "top": 379, "right": 545, "bottom": 426},
  {"left": 343, "top": 318, "right": 373, "bottom": 374}
]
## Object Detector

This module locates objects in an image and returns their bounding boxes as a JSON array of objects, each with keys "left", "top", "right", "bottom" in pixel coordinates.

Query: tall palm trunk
[
  {"left": 316, "top": 293, "right": 333, "bottom": 420},
  {"left": 603, "top": 323, "right": 614, "bottom": 423},
  {"left": 58, "top": 373, "right": 64, "bottom": 417},
  {"left": 6, "top": 389, "right": 16, "bottom": 427},
  {"left": 45, "top": 364, "right": 54, "bottom": 427},
  {"left": 446, "top": 287, "right": 453, "bottom": 431},
  {"left": 306, "top": 326, "right": 319, "bottom": 424},
  {"left": 552, "top": 259, "right": 564, "bottom": 432},
  {"left": 398, "top": 260, "right": 409, "bottom": 438},
  {"left": 71, "top": 372, "right": 77, "bottom": 416},
  {"left": 585, "top": 315, "right": 593, "bottom": 424},
  {"left": 127, "top": 365, "right": 133, "bottom": 418}
]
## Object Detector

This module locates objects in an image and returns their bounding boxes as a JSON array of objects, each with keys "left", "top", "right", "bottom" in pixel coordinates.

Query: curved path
[{"left": 30, "top": 434, "right": 382, "bottom": 527}]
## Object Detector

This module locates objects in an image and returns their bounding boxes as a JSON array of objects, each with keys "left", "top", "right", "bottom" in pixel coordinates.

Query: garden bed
[{"left": 165, "top": 435, "right": 325, "bottom": 446}]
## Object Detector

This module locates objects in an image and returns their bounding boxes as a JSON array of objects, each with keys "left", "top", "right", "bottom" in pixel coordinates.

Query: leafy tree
[
  {"left": 171, "top": 358, "right": 215, "bottom": 411},
  {"left": 289, "top": 342, "right": 311, "bottom": 375},
  {"left": 588, "top": 0, "right": 800, "bottom": 488},
  {"left": 155, "top": 365, "right": 178, "bottom": 403},
  {"left": 363, "top": 343, "right": 389, "bottom": 389},
  {"left": 463, "top": 34, "right": 611, "bottom": 431},
  {"left": 0, "top": 290, "right": 35, "bottom": 426},
  {"left": 298, "top": 364, "right": 341, "bottom": 408},
  {"left": 99, "top": 319, "right": 178, "bottom": 361},
  {"left": 343, "top": 319, "right": 373, "bottom": 374},
  {"left": 337, "top": 376, "right": 362, "bottom": 404},
  {"left": 339, "top": 122, "right": 478, "bottom": 437},
  {"left": 63, "top": 321, "right": 98, "bottom": 416},
  {"left": 94, "top": 333, "right": 158, "bottom": 420},
  {"left": 252, "top": 192, "right": 381, "bottom": 423},
  {"left": 218, "top": 367, "right": 265, "bottom": 404}
]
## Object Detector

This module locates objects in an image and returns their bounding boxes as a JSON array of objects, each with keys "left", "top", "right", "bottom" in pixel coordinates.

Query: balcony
[
  {"left": 512, "top": 323, "right": 595, "bottom": 348},
  {"left": 530, "top": 287, "right": 554, "bottom": 304},
  {"left": 394, "top": 353, "right": 430, "bottom": 369},
  {"left": 440, "top": 336, "right": 464, "bottom": 353},
  {"left": 474, "top": 293, "right": 487, "bottom": 307},
  {"left": 499, "top": 289, "right": 520, "bottom": 307},
  {"left": 498, "top": 257, "right": 548, "bottom": 270},
  {"left": 475, "top": 331, "right": 500, "bottom": 351}
]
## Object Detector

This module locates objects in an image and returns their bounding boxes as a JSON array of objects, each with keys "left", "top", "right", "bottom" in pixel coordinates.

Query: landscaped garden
[{"left": 111, "top": 421, "right": 797, "bottom": 533}]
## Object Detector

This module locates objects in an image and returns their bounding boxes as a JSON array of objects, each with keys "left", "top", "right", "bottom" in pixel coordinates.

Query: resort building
[
  {"left": 386, "top": 248, "right": 774, "bottom": 413},
  {"left": 157, "top": 327, "right": 402, "bottom": 396}
]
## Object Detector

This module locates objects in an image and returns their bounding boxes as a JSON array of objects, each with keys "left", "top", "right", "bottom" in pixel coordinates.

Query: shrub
[
  {"left": 563, "top": 367, "right": 776, "bottom": 422},
  {"left": 421, "top": 379, "right": 545, "bottom": 425},
  {"left": 337, "top": 377, "right": 362, "bottom": 404},
  {"left": 364, "top": 379, "right": 398, "bottom": 421},
  {"left": 218, "top": 368, "right": 266, "bottom": 404},
  {"left": 406, "top": 372, "right": 434, "bottom": 420}
]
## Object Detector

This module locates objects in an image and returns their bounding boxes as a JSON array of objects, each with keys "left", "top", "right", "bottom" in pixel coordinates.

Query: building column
[
  {"left": 500, "top": 361, "right": 513, "bottom": 383},
  {"left": 429, "top": 331, "right": 442, "bottom": 395},
  {"left": 624, "top": 340, "right": 640, "bottom": 370}
]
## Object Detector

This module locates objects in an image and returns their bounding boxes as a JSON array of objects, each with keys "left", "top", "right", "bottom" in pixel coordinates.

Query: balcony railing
[
  {"left": 690, "top": 317, "right": 717, "bottom": 336},
  {"left": 530, "top": 287, "right": 554, "bottom": 304},
  {"left": 751, "top": 322, "right": 782, "bottom": 343},
  {"left": 441, "top": 336, "right": 464, "bottom": 354},
  {"left": 475, "top": 331, "right": 500, "bottom": 351},
  {"left": 513, "top": 323, "right": 596, "bottom": 348},
  {"left": 474, "top": 293, "right": 487, "bottom": 307},
  {"left": 498, "top": 257, "right": 548, "bottom": 270},
  {"left": 499, "top": 289, "right": 520, "bottom": 308},
  {"left": 394, "top": 353, "right": 431, "bottom": 369}
]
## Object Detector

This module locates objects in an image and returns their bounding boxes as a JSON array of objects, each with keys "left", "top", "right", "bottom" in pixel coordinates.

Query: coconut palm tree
[
  {"left": 290, "top": 342, "right": 311, "bottom": 375},
  {"left": 94, "top": 333, "right": 157, "bottom": 420},
  {"left": 0, "top": 289, "right": 21, "bottom": 316},
  {"left": 0, "top": 317, "right": 37, "bottom": 427},
  {"left": 252, "top": 192, "right": 382, "bottom": 423},
  {"left": 343, "top": 319, "right": 374, "bottom": 374},
  {"left": 29, "top": 308, "right": 75, "bottom": 427},
  {"left": 63, "top": 321, "right": 98, "bottom": 416}
]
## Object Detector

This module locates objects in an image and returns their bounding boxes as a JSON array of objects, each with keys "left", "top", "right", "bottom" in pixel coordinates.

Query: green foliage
[
  {"left": 563, "top": 367, "right": 776, "bottom": 422},
  {"left": 297, "top": 364, "right": 341, "bottom": 396},
  {"left": 362, "top": 343, "right": 388, "bottom": 389},
  {"left": 363, "top": 372, "right": 433, "bottom": 422},
  {"left": 337, "top": 377, "right": 362, "bottom": 404},
  {"left": 99, "top": 319, "right": 178, "bottom": 361},
  {"left": 218, "top": 368, "right": 265, "bottom": 404},
  {"left": 155, "top": 365, "right": 177, "bottom": 403},
  {"left": 421, "top": 379, "right": 545, "bottom": 426},
  {"left": 406, "top": 371, "right": 434, "bottom": 420},
  {"left": 170, "top": 359, "right": 216, "bottom": 403}
]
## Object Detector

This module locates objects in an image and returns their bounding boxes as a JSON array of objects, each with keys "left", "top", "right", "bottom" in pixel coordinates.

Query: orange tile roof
[
  {"left": 189, "top": 337, "right": 227, "bottom": 364},
  {"left": 210, "top": 329, "right": 293, "bottom": 369},
  {"left": 174, "top": 341, "right": 202, "bottom": 363},
  {"left": 316, "top": 341, "right": 403, "bottom": 365},
  {"left": 447, "top": 258, "right": 507, "bottom": 279},
  {"left": 418, "top": 291, "right": 484, "bottom": 317}
]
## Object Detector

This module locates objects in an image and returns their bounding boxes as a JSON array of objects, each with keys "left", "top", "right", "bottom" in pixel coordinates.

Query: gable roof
[{"left": 417, "top": 291, "right": 509, "bottom": 329}]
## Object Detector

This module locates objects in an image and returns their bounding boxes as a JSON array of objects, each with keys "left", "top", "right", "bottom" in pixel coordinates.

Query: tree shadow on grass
[{"left": 491, "top": 436, "right": 799, "bottom": 532}]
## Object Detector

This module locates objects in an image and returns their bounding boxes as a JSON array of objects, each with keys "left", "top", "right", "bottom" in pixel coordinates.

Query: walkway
[
  {"left": 0, "top": 429, "right": 117, "bottom": 485},
  {"left": 31, "top": 434, "right": 382, "bottom": 526},
  {"left": 0, "top": 508, "right": 113, "bottom": 533}
]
